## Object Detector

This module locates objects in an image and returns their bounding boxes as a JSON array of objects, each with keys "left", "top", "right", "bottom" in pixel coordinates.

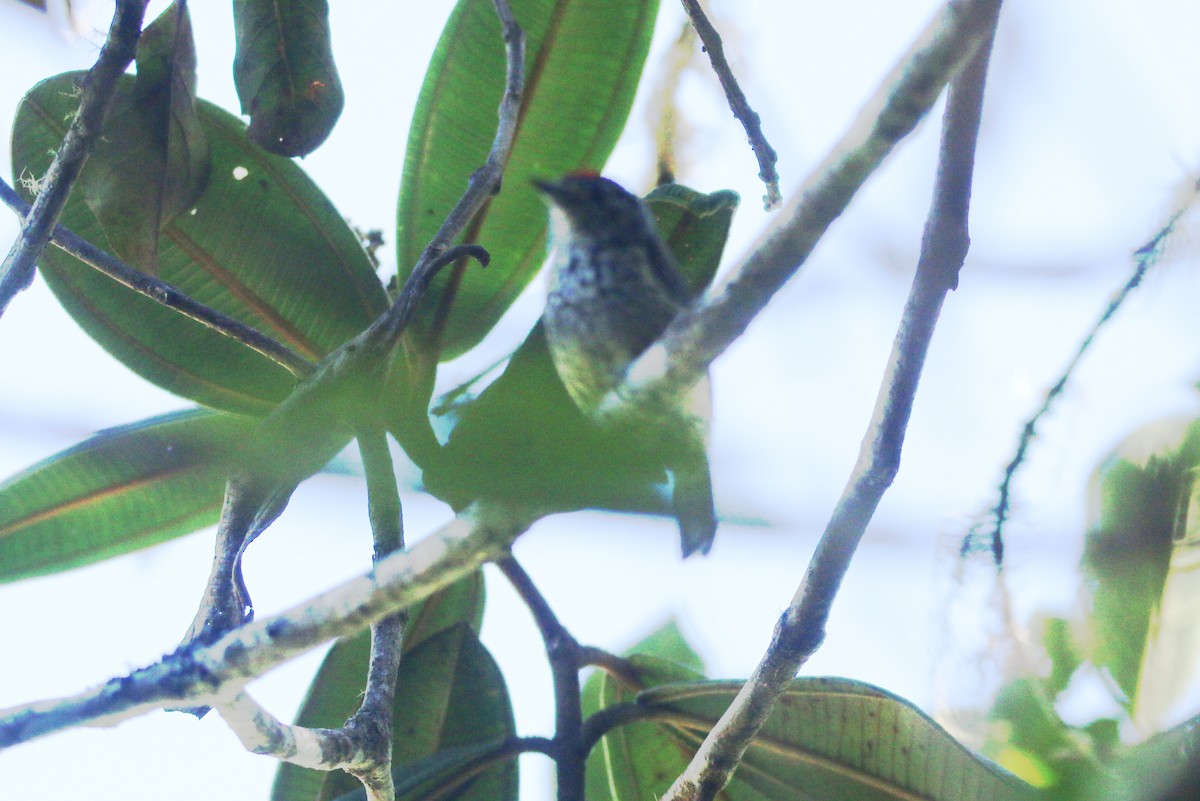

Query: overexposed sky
[{"left": 3, "top": 1, "right": 1200, "bottom": 798}]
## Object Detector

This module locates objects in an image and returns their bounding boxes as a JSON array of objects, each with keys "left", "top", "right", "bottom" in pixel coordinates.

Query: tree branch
[
  {"left": 388, "top": 0, "right": 525, "bottom": 462},
  {"left": 0, "top": 502, "right": 535, "bottom": 750},
  {"left": 660, "top": 4, "right": 1003, "bottom": 800},
  {"left": 679, "top": 0, "right": 780, "bottom": 210},
  {"left": 0, "top": 0, "right": 148, "bottom": 318},
  {"left": 0, "top": 177, "right": 315, "bottom": 378},
  {"left": 497, "top": 556, "right": 587, "bottom": 801},
  {"left": 608, "top": 0, "right": 1002, "bottom": 424}
]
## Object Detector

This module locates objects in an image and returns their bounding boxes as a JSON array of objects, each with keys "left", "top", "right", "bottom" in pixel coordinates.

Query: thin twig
[
  {"left": 679, "top": 0, "right": 780, "bottom": 210},
  {"left": 388, "top": 0, "right": 525, "bottom": 461},
  {"left": 344, "top": 426, "right": 408, "bottom": 801},
  {"left": 0, "top": 177, "right": 315, "bottom": 378},
  {"left": 581, "top": 703, "right": 712, "bottom": 756},
  {"left": 0, "top": 502, "right": 535, "bottom": 750},
  {"left": 578, "top": 646, "right": 640, "bottom": 685},
  {"left": 610, "top": 0, "right": 1003, "bottom": 425},
  {"left": 973, "top": 208, "right": 1190, "bottom": 564},
  {"left": 0, "top": 0, "right": 148, "bottom": 318},
  {"left": 497, "top": 557, "right": 587, "bottom": 801},
  {"left": 661, "top": 5, "right": 1003, "bottom": 800}
]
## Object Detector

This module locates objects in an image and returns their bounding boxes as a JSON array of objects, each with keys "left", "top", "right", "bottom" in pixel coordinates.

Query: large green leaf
[
  {"left": 0, "top": 409, "right": 255, "bottom": 583},
  {"left": 395, "top": 0, "right": 660, "bottom": 361},
  {"left": 274, "top": 620, "right": 516, "bottom": 801},
  {"left": 11, "top": 73, "right": 387, "bottom": 414},
  {"left": 271, "top": 574, "right": 487, "bottom": 801},
  {"left": 78, "top": 0, "right": 210, "bottom": 273},
  {"left": 587, "top": 670, "right": 1042, "bottom": 801},
  {"left": 233, "top": 0, "right": 344, "bottom": 157}
]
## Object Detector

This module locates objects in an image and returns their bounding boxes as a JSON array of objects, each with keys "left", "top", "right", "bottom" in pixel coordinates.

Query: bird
[{"left": 534, "top": 173, "right": 717, "bottom": 556}]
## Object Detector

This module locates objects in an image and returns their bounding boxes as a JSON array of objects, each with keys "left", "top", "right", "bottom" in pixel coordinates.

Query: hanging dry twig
[{"left": 679, "top": 0, "right": 780, "bottom": 210}]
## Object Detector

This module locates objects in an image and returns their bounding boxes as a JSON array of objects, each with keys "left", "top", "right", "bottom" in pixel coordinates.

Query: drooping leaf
[
  {"left": 395, "top": 0, "right": 660, "bottom": 361},
  {"left": 1084, "top": 418, "right": 1200, "bottom": 721},
  {"left": 270, "top": 575, "right": 487, "bottom": 801},
  {"left": 233, "top": 0, "right": 344, "bottom": 157},
  {"left": 78, "top": 0, "right": 210, "bottom": 273},
  {"left": 12, "top": 72, "right": 387, "bottom": 413},
  {"left": 588, "top": 673, "right": 1042, "bottom": 801},
  {"left": 0, "top": 409, "right": 255, "bottom": 583},
  {"left": 422, "top": 185, "right": 738, "bottom": 518}
]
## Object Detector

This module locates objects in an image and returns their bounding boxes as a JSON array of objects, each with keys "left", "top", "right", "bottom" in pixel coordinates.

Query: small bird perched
[{"left": 534, "top": 173, "right": 717, "bottom": 556}]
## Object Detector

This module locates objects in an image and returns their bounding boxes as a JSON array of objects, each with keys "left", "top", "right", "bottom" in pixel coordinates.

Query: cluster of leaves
[{"left": 983, "top": 419, "right": 1200, "bottom": 799}]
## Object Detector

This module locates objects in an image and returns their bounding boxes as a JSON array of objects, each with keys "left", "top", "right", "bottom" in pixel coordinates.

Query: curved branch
[
  {"left": 608, "top": 0, "right": 1003, "bottom": 424},
  {"left": 0, "top": 502, "right": 535, "bottom": 750},
  {"left": 0, "top": 0, "right": 149, "bottom": 318},
  {"left": 679, "top": 0, "right": 780, "bottom": 209},
  {"left": 659, "top": 3, "right": 1004, "bottom": 800}
]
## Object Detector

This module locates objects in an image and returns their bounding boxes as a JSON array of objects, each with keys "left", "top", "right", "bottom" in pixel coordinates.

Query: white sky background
[{"left": 2, "top": 0, "right": 1200, "bottom": 798}]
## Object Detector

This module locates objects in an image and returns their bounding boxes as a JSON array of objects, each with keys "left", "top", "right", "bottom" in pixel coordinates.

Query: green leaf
[
  {"left": 78, "top": 0, "right": 210, "bottom": 274},
  {"left": 271, "top": 576, "right": 490, "bottom": 801},
  {"left": 583, "top": 654, "right": 706, "bottom": 801},
  {"left": 423, "top": 184, "right": 736, "bottom": 515},
  {"left": 0, "top": 409, "right": 255, "bottom": 583},
  {"left": 289, "top": 623, "right": 517, "bottom": 801},
  {"left": 626, "top": 618, "right": 706, "bottom": 674},
  {"left": 233, "top": 0, "right": 344, "bottom": 157},
  {"left": 12, "top": 73, "right": 387, "bottom": 413},
  {"left": 644, "top": 184, "right": 740, "bottom": 299},
  {"left": 1096, "top": 714, "right": 1200, "bottom": 801},
  {"left": 1084, "top": 418, "right": 1200, "bottom": 715},
  {"left": 591, "top": 677, "right": 1041, "bottom": 801},
  {"left": 395, "top": 0, "right": 660, "bottom": 361}
]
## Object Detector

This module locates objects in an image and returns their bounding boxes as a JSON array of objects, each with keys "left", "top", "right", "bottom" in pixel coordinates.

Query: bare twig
[
  {"left": 0, "top": 177, "right": 315, "bottom": 378},
  {"left": 679, "top": 0, "right": 780, "bottom": 210},
  {"left": 0, "top": 502, "right": 535, "bottom": 749},
  {"left": 972, "top": 205, "right": 1192, "bottom": 564},
  {"left": 660, "top": 5, "right": 1003, "bottom": 800},
  {"left": 611, "top": 0, "right": 1003, "bottom": 425},
  {"left": 0, "top": 0, "right": 148, "bottom": 318},
  {"left": 498, "top": 557, "right": 587, "bottom": 801}
]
